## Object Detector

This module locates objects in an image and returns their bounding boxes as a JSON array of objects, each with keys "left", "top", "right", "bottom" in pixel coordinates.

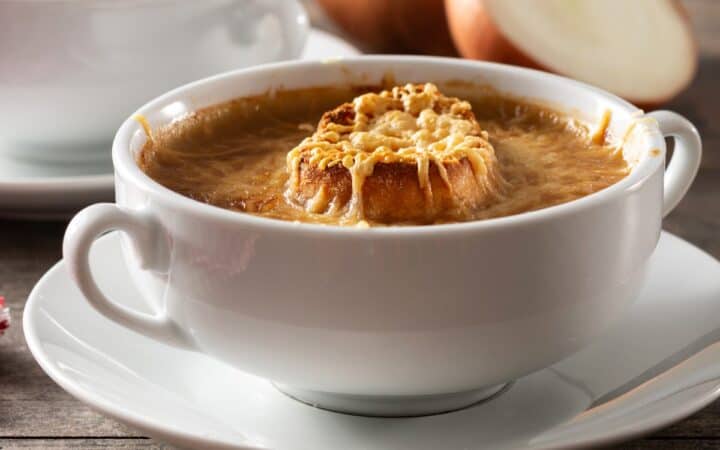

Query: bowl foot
[{"left": 273, "top": 382, "right": 510, "bottom": 417}]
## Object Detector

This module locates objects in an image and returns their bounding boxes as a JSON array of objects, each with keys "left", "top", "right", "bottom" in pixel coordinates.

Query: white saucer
[
  {"left": 24, "top": 231, "right": 720, "bottom": 449},
  {"left": 0, "top": 29, "right": 358, "bottom": 221},
  {"left": 0, "top": 156, "right": 115, "bottom": 220}
]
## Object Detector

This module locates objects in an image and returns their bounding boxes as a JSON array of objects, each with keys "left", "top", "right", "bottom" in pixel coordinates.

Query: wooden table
[{"left": 1, "top": 1, "right": 718, "bottom": 448}]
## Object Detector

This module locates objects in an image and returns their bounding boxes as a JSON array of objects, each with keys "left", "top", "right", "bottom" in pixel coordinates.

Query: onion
[
  {"left": 445, "top": 0, "right": 697, "bottom": 105},
  {"left": 317, "top": 0, "right": 458, "bottom": 56}
]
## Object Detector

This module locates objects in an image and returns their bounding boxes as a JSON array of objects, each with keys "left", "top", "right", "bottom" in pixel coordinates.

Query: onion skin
[
  {"left": 445, "top": 0, "right": 542, "bottom": 69},
  {"left": 317, "top": 0, "right": 458, "bottom": 56},
  {"left": 445, "top": 0, "right": 698, "bottom": 108}
]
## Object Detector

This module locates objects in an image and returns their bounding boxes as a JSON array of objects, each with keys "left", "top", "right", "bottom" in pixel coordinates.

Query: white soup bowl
[{"left": 63, "top": 57, "right": 702, "bottom": 417}]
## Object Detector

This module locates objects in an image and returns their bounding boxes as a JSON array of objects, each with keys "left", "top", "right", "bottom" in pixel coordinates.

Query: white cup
[
  {"left": 0, "top": 0, "right": 308, "bottom": 163},
  {"left": 64, "top": 57, "right": 702, "bottom": 417}
]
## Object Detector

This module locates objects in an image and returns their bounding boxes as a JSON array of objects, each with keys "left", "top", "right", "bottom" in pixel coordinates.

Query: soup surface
[{"left": 138, "top": 84, "right": 629, "bottom": 226}]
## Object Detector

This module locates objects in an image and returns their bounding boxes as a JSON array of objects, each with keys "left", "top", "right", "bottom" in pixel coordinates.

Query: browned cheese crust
[{"left": 286, "top": 83, "right": 506, "bottom": 224}]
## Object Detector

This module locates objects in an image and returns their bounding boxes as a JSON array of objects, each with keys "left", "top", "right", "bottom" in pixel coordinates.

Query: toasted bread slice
[{"left": 286, "top": 83, "right": 505, "bottom": 223}]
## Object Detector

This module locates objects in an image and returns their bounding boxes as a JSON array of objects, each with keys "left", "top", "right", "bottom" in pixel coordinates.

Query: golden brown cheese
[{"left": 286, "top": 83, "right": 506, "bottom": 222}]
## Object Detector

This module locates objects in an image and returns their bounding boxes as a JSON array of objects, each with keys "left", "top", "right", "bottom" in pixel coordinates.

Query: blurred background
[{"left": 1, "top": 1, "right": 718, "bottom": 449}]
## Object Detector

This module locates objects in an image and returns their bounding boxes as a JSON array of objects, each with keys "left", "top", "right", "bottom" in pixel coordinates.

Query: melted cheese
[
  {"left": 133, "top": 114, "right": 154, "bottom": 143},
  {"left": 286, "top": 83, "right": 504, "bottom": 219},
  {"left": 591, "top": 110, "right": 612, "bottom": 145}
]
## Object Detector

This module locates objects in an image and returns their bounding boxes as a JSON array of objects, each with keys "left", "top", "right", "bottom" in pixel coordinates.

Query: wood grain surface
[{"left": 1, "top": 1, "right": 718, "bottom": 448}]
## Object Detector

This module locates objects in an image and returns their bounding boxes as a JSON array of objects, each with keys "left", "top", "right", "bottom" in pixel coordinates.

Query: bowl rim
[{"left": 112, "top": 55, "right": 665, "bottom": 237}]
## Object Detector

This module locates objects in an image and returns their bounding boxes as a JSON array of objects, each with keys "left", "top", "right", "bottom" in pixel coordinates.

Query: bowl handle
[
  {"left": 271, "top": 0, "right": 310, "bottom": 60},
  {"left": 225, "top": 0, "right": 309, "bottom": 60},
  {"left": 63, "top": 203, "right": 195, "bottom": 350},
  {"left": 646, "top": 111, "right": 702, "bottom": 217}
]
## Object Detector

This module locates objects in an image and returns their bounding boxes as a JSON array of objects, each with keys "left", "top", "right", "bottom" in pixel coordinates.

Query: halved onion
[{"left": 445, "top": 0, "right": 698, "bottom": 105}]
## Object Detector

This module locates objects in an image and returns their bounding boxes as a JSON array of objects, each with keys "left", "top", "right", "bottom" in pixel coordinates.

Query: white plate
[
  {"left": 24, "top": 231, "right": 720, "bottom": 449},
  {"left": 0, "top": 156, "right": 115, "bottom": 220},
  {"left": 0, "top": 29, "right": 359, "bottom": 220}
]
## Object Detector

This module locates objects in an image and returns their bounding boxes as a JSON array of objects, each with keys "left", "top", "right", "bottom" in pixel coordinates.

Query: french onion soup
[{"left": 137, "top": 83, "right": 629, "bottom": 226}]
